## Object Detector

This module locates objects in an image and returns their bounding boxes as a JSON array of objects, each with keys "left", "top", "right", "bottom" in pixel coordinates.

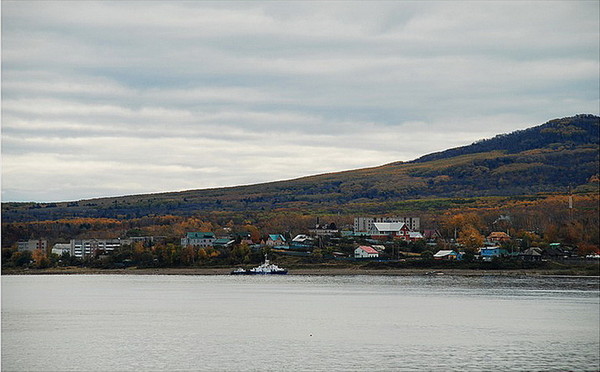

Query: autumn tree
[
  {"left": 515, "top": 230, "right": 542, "bottom": 249},
  {"left": 562, "top": 221, "right": 585, "bottom": 246},
  {"left": 10, "top": 251, "right": 32, "bottom": 267},
  {"left": 130, "top": 241, "right": 154, "bottom": 267},
  {"left": 457, "top": 225, "right": 484, "bottom": 252},
  {"left": 2, "top": 248, "right": 15, "bottom": 263},
  {"left": 181, "top": 245, "right": 197, "bottom": 266},
  {"left": 243, "top": 225, "right": 261, "bottom": 243},
  {"left": 32, "top": 248, "right": 50, "bottom": 269},
  {"left": 230, "top": 244, "right": 251, "bottom": 265},
  {"left": 442, "top": 212, "right": 484, "bottom": 239},
  {"left": 153, "top": 243, "right": 180, "bottom": 266},
  {"left": 131, "top": 241, "right": 146, "bottom": 261},
  {"left": 577, "top": 243, "right": 599, "bottom": 256},
  {"left": 543, "top": 224, "right": 560, "bottom": 244}
]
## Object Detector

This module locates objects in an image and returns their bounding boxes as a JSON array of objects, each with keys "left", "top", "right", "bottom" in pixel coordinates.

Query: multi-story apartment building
[
  {"left": 17, "top": 239, "right": 48, "bottom": 252},
  {"left": 70, "top": 239, "right": 123, "bottom": 258},
  {"left": 354, "top": 217, "right": 420, "bottom": 233}
]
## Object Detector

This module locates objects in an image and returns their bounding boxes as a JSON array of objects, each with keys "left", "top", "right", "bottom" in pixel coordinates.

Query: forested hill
[
  {"left": 2, "top": 115, "right": 599, "bottom": 222},
  {"left": 412, "top": 114, "right": 599, "bottom": 163}
]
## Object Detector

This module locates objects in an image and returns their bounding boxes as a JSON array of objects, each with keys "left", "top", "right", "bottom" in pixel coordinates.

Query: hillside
[
  {"left": 412, "top": 114, "right": 599, "bottom": 162},
  {"left": 2, "top": 114, "right": 598, "bottom": 222}
]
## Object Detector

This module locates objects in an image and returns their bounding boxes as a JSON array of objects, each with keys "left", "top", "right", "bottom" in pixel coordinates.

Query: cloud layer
[{"left": 2, "top": 1, "right": 599, "bottom": 202}]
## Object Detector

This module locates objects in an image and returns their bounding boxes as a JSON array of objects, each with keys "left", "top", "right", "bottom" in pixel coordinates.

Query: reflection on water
[{"left": 2, "top": 275, "right": 599, "bottom": 371}]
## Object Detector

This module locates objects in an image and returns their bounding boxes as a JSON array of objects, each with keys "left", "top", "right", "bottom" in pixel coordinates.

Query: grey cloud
[{"left": 2, "top": 1, "right": 598, "bottom": 201}]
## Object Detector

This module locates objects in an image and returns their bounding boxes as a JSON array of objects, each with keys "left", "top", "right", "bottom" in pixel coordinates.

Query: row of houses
[
  {"left": 432, "top": 247, "right": 518, "bottom": 261},
  {"left": 180, "top": 232, "right": 315, "bottom": 250},
  {"left": 14, "top": 216, "right": 429, "bottom": 260},
  {"left": 14, "top": 215, "right": 517, "bottom": 260},
  {"left": 308, "top": 217, "right": 424, "bottom": 241},
  {"left": 432, "top": 243, "right": 580, "bottom": 262}
]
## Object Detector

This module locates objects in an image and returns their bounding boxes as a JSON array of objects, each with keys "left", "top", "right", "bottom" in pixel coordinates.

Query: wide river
[{"left": 2, "top": 274, "right": 599, "bottom": 371}]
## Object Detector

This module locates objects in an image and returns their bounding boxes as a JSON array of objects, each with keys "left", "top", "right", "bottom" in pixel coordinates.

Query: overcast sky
[{"left": 2, "top": 1, "right": 599, "bottom": 202}]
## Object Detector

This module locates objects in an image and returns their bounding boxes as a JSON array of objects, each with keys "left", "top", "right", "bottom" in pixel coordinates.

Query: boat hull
[
  {"left": 230, "top": 255, "right": 288, "bottom": 275},
  {"left": 230, "top": 270, "right": 288, "bottom": 275}
]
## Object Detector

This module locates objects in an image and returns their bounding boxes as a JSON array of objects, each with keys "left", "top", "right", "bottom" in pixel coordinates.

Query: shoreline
[{"left": 2, "top": 266, "right": 598, "bottom": 277}]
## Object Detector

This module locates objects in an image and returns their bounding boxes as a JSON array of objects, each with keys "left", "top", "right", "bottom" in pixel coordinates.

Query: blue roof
[
  {"left": 480, "top": 247, "right": 508, "bottom": 255},
  {"left": 268, "top": 234, "right": 286, "bottom": 241}
]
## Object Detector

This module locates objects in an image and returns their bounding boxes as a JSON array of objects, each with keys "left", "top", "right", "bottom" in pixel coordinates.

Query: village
[{"left": 6, "top": 215, "right": 598, "bottom": 271}]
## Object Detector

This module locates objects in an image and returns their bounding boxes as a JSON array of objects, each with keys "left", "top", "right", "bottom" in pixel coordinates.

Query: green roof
[{"left": 186, "top": 232, "right": 215, "bottom": 239}]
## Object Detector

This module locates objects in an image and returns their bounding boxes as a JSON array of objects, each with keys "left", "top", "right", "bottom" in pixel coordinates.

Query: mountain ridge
[{"left": 411, "top": 114, "right": 599, "bottom": 163}]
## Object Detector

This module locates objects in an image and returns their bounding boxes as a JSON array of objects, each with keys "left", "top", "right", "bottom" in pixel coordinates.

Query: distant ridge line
[{"left": 411, "top": 114, "right": 599, "bottom": 163}]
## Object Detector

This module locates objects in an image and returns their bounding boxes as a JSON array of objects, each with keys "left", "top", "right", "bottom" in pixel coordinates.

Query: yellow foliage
[{"left": 457, "top": 225, "right": 484, "bottom": 251}]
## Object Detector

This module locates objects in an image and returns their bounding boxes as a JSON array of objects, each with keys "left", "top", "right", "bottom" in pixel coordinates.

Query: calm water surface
[{"left": 2, "top": 275, "right": 599, "bottom": 371}]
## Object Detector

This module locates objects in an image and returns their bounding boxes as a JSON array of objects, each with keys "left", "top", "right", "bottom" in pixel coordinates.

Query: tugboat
[{"left": 231, "top": 254, "right": 288, "bottom": 275}]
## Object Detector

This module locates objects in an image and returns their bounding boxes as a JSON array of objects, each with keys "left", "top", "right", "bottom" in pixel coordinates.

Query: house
[
  {"left": 543, "top": 243, "right": 572, "bottom": 259},
  {"left": 17, "top": 239, "right": 48, "bottom": 252},
  {"left": 309, "top": 222, "right": 339, "bottom": 237},
  {"left": 369, "top": 222, "right": 411, "bottom": 240},
  {"left": 433, "top": 250, "right": 460, "bottom": 260},
  {"left": 519, "top": 247, "right": 542, "bottom": 261},
  {"left": 354, "top": 246, "right": 379, "bottom": 259},
  {"left": 487, "top": 232, "right": 511, "bottom": 243},
  {"left": 372, "top": 245, "right": 386, "bottom": 253},
  {"left": 181, "top": 232, "right": 215, "bottom": 248},
  {"left": 234, "top": 232, "right": 254, "bottom": 245},
  {"left": 264, "top": 234, "right": 286, "bottom": 247},
  {"left": 478, "top": 247, "right": 509, "bottom": 261},
  {"left": 290, "top": 234, "right": 314, "bottom": 249},
  {"left": 408, "top": 231, "right": 424, "bottom": 241},
  {"left": 423, "top": 229, "right": 443, "bottom": 241}
]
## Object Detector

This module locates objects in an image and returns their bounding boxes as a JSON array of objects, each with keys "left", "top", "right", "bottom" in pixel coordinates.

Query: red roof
[
  {"left": 358, "top": 246, "right": 378, "bottom": 254},
  {"left": 488, "top": 232, "right": 510, "bottom": 239}
]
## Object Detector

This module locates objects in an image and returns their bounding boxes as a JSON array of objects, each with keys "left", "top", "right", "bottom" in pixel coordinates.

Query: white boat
[{"left": 231, "top": 254, "right": 288, "bottom": 275}]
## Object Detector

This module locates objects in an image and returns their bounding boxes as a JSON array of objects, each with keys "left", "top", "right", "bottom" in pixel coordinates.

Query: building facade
[
  {"left": 70, "top": 239, "right": 122, "bottom": 258},
  {"left": 433, "top": 250, "right": 460, "bottom": 260},
  {"left": 487, "top": 232, "right": 511, "bottom": 243},
  {"left": 354, "top": 246, "right": 379, "bottom": 259},
  {"left": 354, "top": 217, "right": 420, "bottom": 233},
  {"left": 17, "top": 239, "right": 48, "bottom": 252},
  {"left": 369, "top": 222, "right": 411, "bottom": 240},
  {"left": 265, "top": 234, "right": 286, "bottom": 246},
  {"left": 52, "top": 243, "right": 71, "bottom": 256},
  {"left": 478, "top": 247, "right": 509, "bottom": 261},
  {"left": 181, "top": 232, "right": 216, "bottom": 248}
]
